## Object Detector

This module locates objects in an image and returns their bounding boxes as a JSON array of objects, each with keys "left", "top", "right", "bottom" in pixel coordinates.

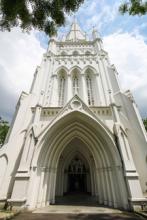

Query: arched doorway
[
  {"left": 55, "top": 137, "right": 98, "bottom": 205},
  {"left": 29, "top": 110, "right": 129, "bottom": 210},
  {"left": 67, "top": 156, "right": 87, "bottom": 193},
  {"left": 55, "top": 138, "right": 94, "bottom": 201}
]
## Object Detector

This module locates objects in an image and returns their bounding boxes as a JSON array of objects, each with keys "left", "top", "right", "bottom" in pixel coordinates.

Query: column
[
  {"left": 37, "top": 167, "right": 46, "bottom": 207},
  {"left": 115, "top": 166, "right": 129, "bottom": 209},
  {"left": 96, "top": 168, "right": 103, "bottom": 204},
  {"left": 105, "top": 168, "right": 112, "bottom": 206},
  {"left": 103, "top": 168, "right": 108, "bottom": 205},
  {"left": 27, "top": 166, "right": 40, "bottom": 208},
  {"left": 49, "top": 168, "right": 57, "bottom": 204},
  {"left": 45, "top": 169, "right": 51, "bottom": 205},
  {"left": 108, "top": 167, "right": 117, "bottom": 208},
  {"left": 101, "top": 168, "right": 107, "bottom": 205}
]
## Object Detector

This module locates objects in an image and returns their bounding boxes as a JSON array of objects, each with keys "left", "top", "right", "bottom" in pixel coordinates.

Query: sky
[{"left": 0, "top": 0, "right": 147, "bottom": 122}]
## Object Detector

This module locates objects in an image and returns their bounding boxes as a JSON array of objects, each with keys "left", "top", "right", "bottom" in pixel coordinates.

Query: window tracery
[
  {"left": 85, "top": 51, "right": 91, "bottom": 56},
  {"left": 58, "top": 74, "right": 65, "bottom": 106},
  {"left": 73, "top": 51, "right": 79, "bottom": 56},
  {"left": 61, "top": 51, "right": 67, "bottom": 56},
  {"left": 68, "top": 157, "right": 86, "bottom": 174},
  {"left": 86, "top": 74, "right": 94, "bottom": 105},
  {"left": 73, "top": 74, "right": 79, "bottom": 95}
]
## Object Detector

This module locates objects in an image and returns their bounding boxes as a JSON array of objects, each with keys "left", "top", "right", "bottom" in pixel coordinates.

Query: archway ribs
[{"left": 27, "top": 110, "right": 130, "bottom": 210}]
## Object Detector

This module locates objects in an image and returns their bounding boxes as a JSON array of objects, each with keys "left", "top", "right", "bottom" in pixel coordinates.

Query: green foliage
[
  {"left": 0, "top": 0, "right": 84, "bottom": 36},
  {"left": 0, "top": 117, "right": 9, "bottom": 146},
  {"left": 119, "top": 0, "right": 147, "bottom": 15},
  {"left": 143, "top": 118, "right": 147, "bottom": 131}
]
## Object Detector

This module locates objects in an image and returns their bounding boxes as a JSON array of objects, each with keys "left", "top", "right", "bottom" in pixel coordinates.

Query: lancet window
[
  {"left": 73, "top": 51, "right": 79, "bottom": 56},
  {"left": 86, "top": 74, "right": 94, "bottom": 105},
  {"left": 61, "top": 51, "right": 67, "bottom": 56},
  {"left": 85, "top": 51, "right": 91, "bottom": 56},
  {"left": 68, "top": 157, "right": 86, "bottom": 174},
  {"left": 73, "top": 74, "right": 79, "bottom": 95},
  {"left": 58, "top": 74, "right": 65, "bottom": 106}
]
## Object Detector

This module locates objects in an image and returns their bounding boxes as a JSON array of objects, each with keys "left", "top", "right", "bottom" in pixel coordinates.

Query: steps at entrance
[
  {"left": 55, "top": 194, "right": 97, "bottom": 206},
  {"left": 34, "top": 194, "right": 123, "bottom": 215},
  {"left": 33, "top": 205, "right": 123, "bottom": 214}
]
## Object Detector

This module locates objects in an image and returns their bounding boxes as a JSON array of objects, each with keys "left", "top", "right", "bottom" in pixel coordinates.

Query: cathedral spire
[{"left": 66, "top": 17, "right": 86, "bottom": 42}]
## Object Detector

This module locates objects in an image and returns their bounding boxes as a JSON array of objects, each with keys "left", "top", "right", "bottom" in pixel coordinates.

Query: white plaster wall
[
  {"left": 11, "top": 179, "right": 29, "bottom": 200},
  {"left": 115, "top": 92, "right": 147, "bottom": 193},
  {"left": 0, "top": 156, "right": 8, "bottom": 196}
]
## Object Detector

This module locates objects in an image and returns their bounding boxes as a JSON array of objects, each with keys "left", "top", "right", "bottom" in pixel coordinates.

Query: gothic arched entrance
[
  {"left": 29, "top": 110, "right": 129, "bottom": 210},
  {"left": 67, "top": 156, "right": 87, "bottom": 193},
  {"left": 55, "top": 138, "right": 94, "bottom": 200}
]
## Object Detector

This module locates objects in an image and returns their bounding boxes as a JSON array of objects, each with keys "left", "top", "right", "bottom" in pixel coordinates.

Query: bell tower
[{"left": 30, "top": 18, "right": 116, "bottom": 109}]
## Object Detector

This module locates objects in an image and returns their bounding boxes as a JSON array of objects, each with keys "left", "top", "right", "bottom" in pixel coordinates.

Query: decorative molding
[
  {"left": 90, "top": 106, "right": 112, "bottom": 116},
  {"left": 70, "top": 99, "right": 82, "bottom": 110},
  {"left": 40, "top": 107, "right": 62, "bottom": 119}
]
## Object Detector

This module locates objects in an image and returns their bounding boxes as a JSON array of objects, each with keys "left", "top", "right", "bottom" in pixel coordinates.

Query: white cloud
[
  {"left": 83, "top": 1, "right": 119, "bottom": 31},
  {"left": 103, "top": 32, "right": 147, "bottom": 117},
  {"left": 0, "top": 28, "right": 45, "bottom": 121}
]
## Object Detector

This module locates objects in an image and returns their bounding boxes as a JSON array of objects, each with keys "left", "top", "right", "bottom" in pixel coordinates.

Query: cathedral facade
[{"left": 0, "top": 20, "right": 147, "bottom": 211}]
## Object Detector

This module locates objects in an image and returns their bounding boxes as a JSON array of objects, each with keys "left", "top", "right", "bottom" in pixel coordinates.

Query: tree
[
  {"left": 0, "top": 0, "right": 84, "bottom": 36},
  {"left": 0, "top": 117, "right": 9, "bottom": 146},
  {"left": 119, "top": 0, "right": 147, "bottom": 15},
  {"left": 143, "top": 118, "right": 147, "bottom": 131}
]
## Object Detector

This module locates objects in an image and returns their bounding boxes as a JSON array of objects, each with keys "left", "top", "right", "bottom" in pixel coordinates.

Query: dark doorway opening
[
  {"left": 55, "top": 155, "right": 95, "bottom": 205},
  {"left": 68, "top": 173, "right": 86, "bottom": 193},
  {"left": 67, "top": 156, "right": 88, "bottom": 194}
]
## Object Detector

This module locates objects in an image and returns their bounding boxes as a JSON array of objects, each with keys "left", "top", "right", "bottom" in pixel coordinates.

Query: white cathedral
[{"left": 0, "top": 20, "right": 147, "bottom": 211}]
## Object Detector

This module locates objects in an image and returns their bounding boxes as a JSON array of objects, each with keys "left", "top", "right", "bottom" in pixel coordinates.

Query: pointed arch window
[
  {"left": 61, "top": 51, "right": 67, "bottom": 56},
  {"left": 73, "top": 74, "right": 79, "bottom": 95},
  {"left": 86, "top": 74, "right": 94, "bottom": 105},
  {"left": 58, "top": 75, "right": 65, "bottom": 106},
  {"left": 73, "top": 51, "right": 79, "bottom": 56},
  {"left": 85, "top": 51, "right": 91, "bottom": 56}
]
